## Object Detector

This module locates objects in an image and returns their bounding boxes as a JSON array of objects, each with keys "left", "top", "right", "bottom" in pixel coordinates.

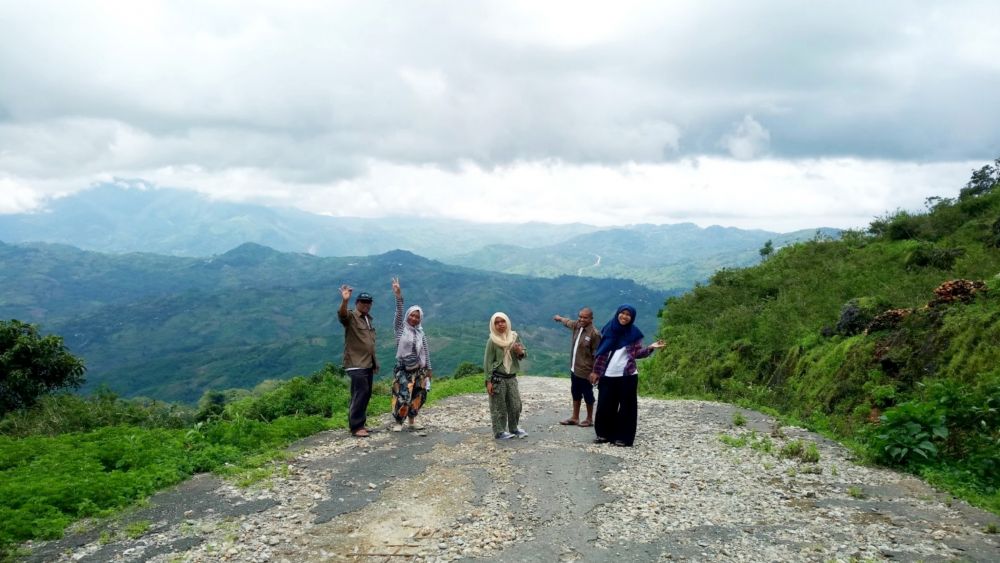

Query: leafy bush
[
  {"left": 869, "top": 402, "right": 948, "bottom": 465},
  {"left": 452, "top": 361, "right": 482, "bottom": 379},
  {"left": 904, "top": 243, "right": 966, "bottom": 270},
  {"left": 0, "top": 388, "right": 195, "bottom": 437},
  {"left": 882, "top": 210, "right": 929, "bottom": 241}
]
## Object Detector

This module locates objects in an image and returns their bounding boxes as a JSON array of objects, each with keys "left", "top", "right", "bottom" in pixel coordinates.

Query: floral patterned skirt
[{"left": 392, "top": 365, "right": 427, "bottom": 422}]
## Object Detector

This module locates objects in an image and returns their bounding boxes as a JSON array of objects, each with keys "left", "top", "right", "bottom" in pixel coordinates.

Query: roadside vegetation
[
  {"left": 644, "top": 158, "right": 1000, "bottom": 513},
  {"left": 0, "top": 363, "right": 482, "bottom": 559}
]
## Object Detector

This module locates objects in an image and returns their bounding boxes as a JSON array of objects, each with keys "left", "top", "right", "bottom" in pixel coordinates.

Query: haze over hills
[
  {"left": 0, "top": 240, "right": 670, "bottom": 402},
  {"left": 0, "top": 183, "right": 599, "bottom": 258},
  {"left": 0, "top": 184, "right": 839, "bottom": 290},
  {"left": 450, "top": 223, "right": 841, "bottom": 291}
]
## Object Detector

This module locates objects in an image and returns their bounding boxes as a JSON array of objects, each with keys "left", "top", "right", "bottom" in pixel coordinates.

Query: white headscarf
[
  {"left": 396, "top": 305, "right": 425, "bottom": 365},
  {"left": 488, "top": 312, "right": 518, "bottom": 373}
]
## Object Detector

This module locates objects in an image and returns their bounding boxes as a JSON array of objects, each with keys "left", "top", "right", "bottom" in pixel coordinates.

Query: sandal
[
  {"left": 352, "top": 429, "right": 370, "bottom": 438},
  {"left": 578, "top": 420, "right": 592, "bottom": 427},
  {"left": 559, "top": 419, "right": 578, "bottom": 426}
]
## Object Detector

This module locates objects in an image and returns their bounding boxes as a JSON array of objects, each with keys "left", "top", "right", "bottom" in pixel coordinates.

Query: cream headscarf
[{"left": 488, "top": 312, "right": 518, "bottom": 373}]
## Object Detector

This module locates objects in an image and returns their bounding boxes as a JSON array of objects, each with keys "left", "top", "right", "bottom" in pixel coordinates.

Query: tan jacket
[
  {"left": 560, "top": 319, "right": 601, "bottom": 379},
  {"left": 338, "top": 308, "right": 378, "bottom": 371}
]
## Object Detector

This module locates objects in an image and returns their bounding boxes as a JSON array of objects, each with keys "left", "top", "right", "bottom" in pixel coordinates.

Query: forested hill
[
  {"left": 644, "top": 160, "right": 1000, "bottom": 511},
  {"left": 0, "top": 242, "right": 670, "bottom": 402}
]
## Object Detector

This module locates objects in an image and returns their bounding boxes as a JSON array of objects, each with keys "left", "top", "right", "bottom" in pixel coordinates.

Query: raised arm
[
  {"left": 554, "top": 314, "right": 578, "bottom": 330},
  {"left": 337, "top": 284, "right": 352, "bottom": 325},
  {"left": 392, "top": 278, "right": 404, "bottom": 342}
]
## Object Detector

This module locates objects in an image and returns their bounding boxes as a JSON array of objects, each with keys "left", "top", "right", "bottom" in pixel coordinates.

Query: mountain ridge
[
  {"left": 0, "top": 184, "right": 840, "bottom": 290},
  {"left": 0, "top": 240, "right": 671, "bottom": 402}
]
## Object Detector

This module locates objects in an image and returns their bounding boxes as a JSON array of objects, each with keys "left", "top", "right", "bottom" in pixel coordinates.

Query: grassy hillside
[
  {"left": 0, "top": 244, "right": 669, "bottom": 402},
  {"left": 645, "top": 160, "right": 1000, "bottom": 511}
]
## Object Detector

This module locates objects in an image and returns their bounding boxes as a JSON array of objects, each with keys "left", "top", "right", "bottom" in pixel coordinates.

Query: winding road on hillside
[
  {"left": 24, "top": 377, "right": 999, "bottom": 562},
  {"left": 577, "top": 254, "right": 601, "bottom": 276}
]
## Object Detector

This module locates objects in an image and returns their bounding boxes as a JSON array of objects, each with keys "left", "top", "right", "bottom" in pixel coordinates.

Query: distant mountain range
[
  {"left": 0, "top": 184, "right": 839, "bottom": 290},
  {"left": 0, "top": 183, "right": 598, "bottom": 258},
  {"left": 0, "top": 240, "right": 671, "bottom": 402},
  {"left": 449, "top": 224, "right": 840, "bottom": 291}
]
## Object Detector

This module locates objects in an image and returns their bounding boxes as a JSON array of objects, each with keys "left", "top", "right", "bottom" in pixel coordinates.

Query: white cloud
[
  {"left": 719, "top": 115, "right": 771, "bottom": 160},
  {"left": 0, "top": 177, "right": 43, "bottom": 213},
  {"left": 0, "top": 1, "right": 997, "bottom": 229}
]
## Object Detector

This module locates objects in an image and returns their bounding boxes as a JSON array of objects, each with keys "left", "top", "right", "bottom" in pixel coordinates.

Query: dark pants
[
  {"left": 347, "top": 367, "right": 374, "bottom": 432},
  {"left": 594, "top": 375, "right": 638, "bottom": 446},
  {"left": 570, "top": 373, "right": 595, "bottom": 405}
]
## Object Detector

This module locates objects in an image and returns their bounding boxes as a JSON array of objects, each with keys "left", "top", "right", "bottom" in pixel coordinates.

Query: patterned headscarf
[{"left": 488, "top": 311, "right": 518, "bottom": 372}]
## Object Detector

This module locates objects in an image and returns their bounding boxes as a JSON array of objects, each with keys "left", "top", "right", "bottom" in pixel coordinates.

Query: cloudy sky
[{"left": 1, "top": 1, "right": 998, "bottom": 231}]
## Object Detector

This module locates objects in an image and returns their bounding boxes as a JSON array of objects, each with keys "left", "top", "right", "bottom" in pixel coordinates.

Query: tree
[
  {"left": 759, "top": 240, "right": 774, "bottom": 261},
  {"left": 452, "top": 361, "right": 482, "bottom": 379},
  {"left": 0, "top": 320, "right": 86, "bottom": 415},
  {"left": 959, "top": 159, "right": 1000, "bottom": 200}
]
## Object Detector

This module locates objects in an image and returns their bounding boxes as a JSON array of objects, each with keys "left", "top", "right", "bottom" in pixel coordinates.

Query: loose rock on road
[{"left": 25, "top": 377, "right": 1000, "bottom": 562}]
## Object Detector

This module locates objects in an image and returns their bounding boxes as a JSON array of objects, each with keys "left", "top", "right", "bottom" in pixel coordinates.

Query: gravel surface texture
[{"left": 21, "top": 376, "right": 1000, "bottom": 562}]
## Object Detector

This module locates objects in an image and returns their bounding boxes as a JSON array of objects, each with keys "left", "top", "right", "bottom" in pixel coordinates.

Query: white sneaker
[
  {"left": 409, "top": 419, "right": 425, "bottom": 431},
  {"left": 495, "top": 431, "right": 515, "bottom": 440},
  {"left": 392, "top": 423, "right": 404, "bottom": 432},
  {"left": 513, "top": 428, "right": 528, "bottom": 439}
]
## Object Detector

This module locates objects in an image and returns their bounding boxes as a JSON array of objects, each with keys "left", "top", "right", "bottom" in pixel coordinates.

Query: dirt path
[{"left": 23, "top": 377, "right": 1000, "bottom": 562}]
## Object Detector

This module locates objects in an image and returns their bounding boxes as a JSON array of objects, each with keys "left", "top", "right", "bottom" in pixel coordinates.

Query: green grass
[{"left": 0, "top": 367, "right": 486, "bottom": 558}]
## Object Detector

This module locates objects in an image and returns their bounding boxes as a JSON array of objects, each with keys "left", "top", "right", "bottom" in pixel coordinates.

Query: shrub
[
  {"left": 780, "top": 439, "right": 805, "bottom": 458},
  {"left": 869, "top": 401, "right": 948, "bottom": 465},
  {"left": 452, "top": 362, "right": 482, "bottom": 379},
  {"left": 883, "top": 211, "right": 928, "bottom": 241},
  {"left": 904, "top": 243, "right": 966, "bottom": 270}
]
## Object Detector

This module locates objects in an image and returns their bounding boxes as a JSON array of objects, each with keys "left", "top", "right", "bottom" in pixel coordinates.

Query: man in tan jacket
[
  {"left": 339, "top": 285, "right": 379, "bottom": 437},
  {"left": 553, "top": 308, "right": 601, "bottom": 427}
]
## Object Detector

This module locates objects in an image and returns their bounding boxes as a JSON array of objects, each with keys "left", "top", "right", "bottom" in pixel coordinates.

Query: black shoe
[
  {"left": 593, "top": 437, "right": 610, "bottom": 444},
  {"left": 613, "top": 440, "right": 632, "bottom": 447}
]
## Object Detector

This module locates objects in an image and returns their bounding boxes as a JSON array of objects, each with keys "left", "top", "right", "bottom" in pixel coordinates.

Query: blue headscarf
[{"left": 594, "top": 304, "right": 643, "bottom": 358}]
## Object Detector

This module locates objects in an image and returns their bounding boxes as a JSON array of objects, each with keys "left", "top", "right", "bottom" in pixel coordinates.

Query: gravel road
[{"left": 23, "top": 376, "right": 1000, "bottom": 562}]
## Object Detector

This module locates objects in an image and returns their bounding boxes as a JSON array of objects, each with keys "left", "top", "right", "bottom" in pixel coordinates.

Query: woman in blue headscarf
[{"left": 588, "top": 304, "right": 665, "bottom": 447}]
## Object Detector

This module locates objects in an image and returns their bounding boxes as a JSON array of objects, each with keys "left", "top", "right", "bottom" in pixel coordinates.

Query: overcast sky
[{"left": 1, "top": 1, "right": 998, "bottom": 231}]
